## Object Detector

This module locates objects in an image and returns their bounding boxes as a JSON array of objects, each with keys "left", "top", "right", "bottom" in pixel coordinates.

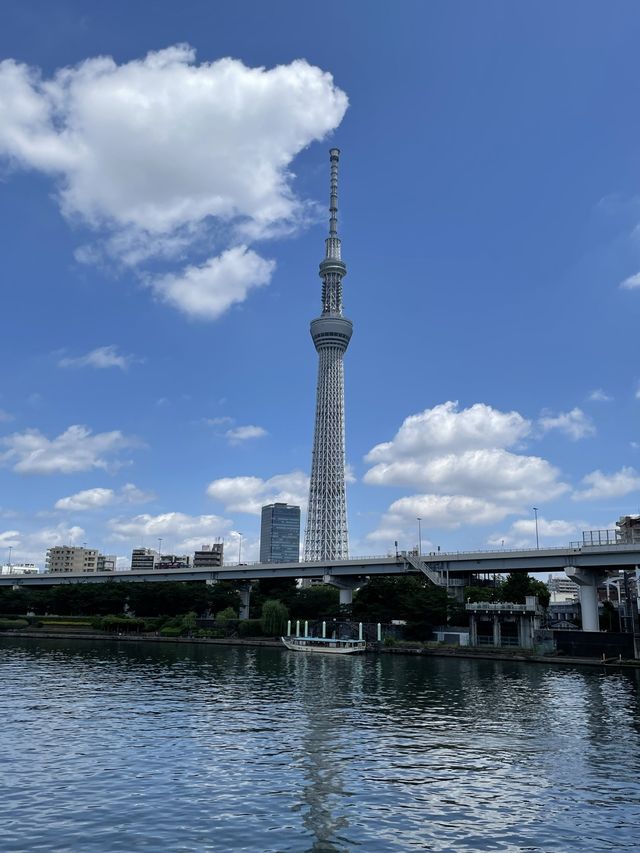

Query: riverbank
[{"left": 2, "top": 628, "right": 640, "bottom": 668}]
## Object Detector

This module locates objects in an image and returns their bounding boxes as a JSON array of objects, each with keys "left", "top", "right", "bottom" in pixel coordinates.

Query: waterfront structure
[
  {"left": 46, "top": 546, "right": 99, "bottom": 573},
  {"left": 304, "top": 148, "right": 352, "bottom": 561},
  {"left": 466, "top": 596, "right": 544, "bottom": 649},
  {"left": 260, "top": 503, "right": 300, "bottom": 563},
  {"left": 193, "top": 543, "right": 224, "bottom": 568}
]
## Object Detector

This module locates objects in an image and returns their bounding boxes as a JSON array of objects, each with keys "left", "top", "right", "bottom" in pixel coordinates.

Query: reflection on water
[{"left": 1, "top": 637, "right": 639, "bottom": 852}]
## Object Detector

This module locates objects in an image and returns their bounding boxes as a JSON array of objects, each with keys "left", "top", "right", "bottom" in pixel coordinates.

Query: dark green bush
[
  {"left": 0, "top": 618, "right": 29, "bottom": 630},
  {"left": 238, "top": 619, "right": 263, "bottom": 637}
]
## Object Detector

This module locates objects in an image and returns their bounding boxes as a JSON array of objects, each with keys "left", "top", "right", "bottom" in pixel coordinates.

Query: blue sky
[{"left": 0, "top": 1, "right": 639, "bottom": 568}]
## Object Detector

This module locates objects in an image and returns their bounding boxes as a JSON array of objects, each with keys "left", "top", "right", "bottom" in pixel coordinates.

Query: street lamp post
[
  {"left": 238, "top": 534, "right": 243, "bottom": 565},
  {"left": 533, "top": 507, "right": 539, "bottom": 550},
  {"left": 417, "top": 517, "right": 422, "bottom": 557}
]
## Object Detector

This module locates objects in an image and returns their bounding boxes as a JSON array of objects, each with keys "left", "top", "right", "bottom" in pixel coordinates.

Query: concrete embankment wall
[{"left": 2, "top": 629, "right": 639, "bottom": 669}]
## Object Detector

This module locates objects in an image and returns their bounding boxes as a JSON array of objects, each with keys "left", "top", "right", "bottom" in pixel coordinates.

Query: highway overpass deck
[{"left": 2, "top": 543, "right": 639, "bottom": 587}]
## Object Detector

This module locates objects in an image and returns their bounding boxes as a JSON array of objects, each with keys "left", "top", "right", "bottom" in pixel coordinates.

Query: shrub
[
  {"left": 159, "top": 625, "right": 183, "bottom": 637},
  {"left": 216, "top": 607, "right": 238, "bottom": 621},
  {"left": 238, "top": 619, "right": 264, "bottom": 638},
  {"left": 0, "top": 618, "right": 29, "bottom": 630}
]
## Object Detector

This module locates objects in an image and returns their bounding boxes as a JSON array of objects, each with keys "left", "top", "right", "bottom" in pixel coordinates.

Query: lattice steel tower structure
[{"left": 303, "top": 148, "right": 352, "bottom": 561}]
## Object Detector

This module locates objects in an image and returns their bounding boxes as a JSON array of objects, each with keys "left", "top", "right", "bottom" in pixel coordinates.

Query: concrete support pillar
[
  {"left": 237, "top": 582, "right": 251, "bottom": 620},
  {"left": 339, "top": 587, "right": 353, "bottom": 606},
  {"left": 324, "top": 575, "right": 363, "bottom": 608},
  {"left": 493, "top": 615, "right": 501, "bottom": 647},
  {"left": 564, "top": 567, "right": 606, "bottom": 632},
  {"left": 469, "top": 614, "right": 478, "bottom": 647}
]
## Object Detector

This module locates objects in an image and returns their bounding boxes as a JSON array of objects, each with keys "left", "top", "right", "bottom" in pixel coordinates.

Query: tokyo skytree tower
[{"left": 303, "top": 148, "right": 352, "bottom": 561}]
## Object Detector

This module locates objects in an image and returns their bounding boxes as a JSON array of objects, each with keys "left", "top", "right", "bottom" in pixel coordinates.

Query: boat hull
[{"left": 281, "top": 636, "right": 366, "bottom": 654}]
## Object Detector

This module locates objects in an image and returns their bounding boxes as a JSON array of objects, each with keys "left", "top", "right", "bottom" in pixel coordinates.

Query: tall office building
[
  {"left": 303, "top": 148, "right": 352, "bottom": 561},
  {"left": 260, "top": 503, "right": 301, "bottom": 563}
]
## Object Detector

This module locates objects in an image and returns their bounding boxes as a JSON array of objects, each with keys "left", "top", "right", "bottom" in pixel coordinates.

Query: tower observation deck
[{"left": 303, "top": 148, "right": 352, "bottom": 561}]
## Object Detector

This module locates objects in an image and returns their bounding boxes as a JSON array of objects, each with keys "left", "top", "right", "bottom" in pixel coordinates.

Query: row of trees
[
  {"left": 0, "top": 572, "right": 549, "bottom": 629},
  {"left": 464, "top": 573, "right": 551, "bottom": 608}
]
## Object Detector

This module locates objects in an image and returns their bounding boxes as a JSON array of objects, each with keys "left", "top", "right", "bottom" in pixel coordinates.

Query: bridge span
[{"left": 2, "top": 543, "right": 639, "bottom": 632}]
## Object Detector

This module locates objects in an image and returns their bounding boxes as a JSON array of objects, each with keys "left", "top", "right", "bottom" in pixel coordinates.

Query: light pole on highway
[{"left": 533, "top": 507, "right": 540, "bottom": 550}]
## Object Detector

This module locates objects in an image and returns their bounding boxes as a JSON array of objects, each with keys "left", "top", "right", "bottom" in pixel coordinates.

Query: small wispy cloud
[
  {"left": 538, "top": 408, "right": 595, "bottom": 440},
  {"left": 225, "top": 425, "right": 267, "bottom": 445},
  {"left": 58, "top": 345, "right": 139, "bottom": 371},
  {"left": 205, "top": 417, "right": 234, "bottom": 427},
  {"left": 588, "top": 389, "right": 612, "bottom": 403},
  {"left": 0, "top": 409, "right": 13, "bottom": 423},
  {"left": 620, "top": 272, "right": 640, "bottom": 290}
]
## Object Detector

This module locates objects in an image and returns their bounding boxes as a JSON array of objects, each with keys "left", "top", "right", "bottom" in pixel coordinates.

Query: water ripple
[{"left": 1, "top": 638, "right": 639, "bottom": 851}]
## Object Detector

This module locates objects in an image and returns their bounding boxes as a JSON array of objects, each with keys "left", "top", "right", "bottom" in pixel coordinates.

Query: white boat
[{"left": 281, "top": 635, "right": 366, "bottom": 654}]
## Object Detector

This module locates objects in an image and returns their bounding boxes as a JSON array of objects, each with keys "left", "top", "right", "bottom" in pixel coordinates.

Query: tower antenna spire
[
  {"left": 329, "top": 147, "right": 339, "bottom": 238},
  {"left": 325, "top": 148, "right": 342, "bottom": 264}
]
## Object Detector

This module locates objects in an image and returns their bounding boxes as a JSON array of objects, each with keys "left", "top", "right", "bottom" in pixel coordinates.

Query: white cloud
[
  {"left": 538, "top": 407, "right": 595, "bottom": 440},
  {"left": 108, "top": 511, "right": 231, "bottom": 553},
  {"left": 1, "top": 523, "right": 86, "bottom": 567},
  {"left": 54, "top": 482, "right": 154, "bottom": 511},
  {"left": 0, "top": 425, "right": 139, "bottom": 474},
  {"left": 150, "top": 246, "right": 274, "bottom": 320},
  {"left": 488, "top": 517, "right": 585, "bottom": 549},
  {"left": 363, "top": 401, "right": 569, "bottom": 544},
  {"left": 55, "top": 487, "right": 115, "bottom": 511},
  {"left": 225, "top": 424, "right": 268, "bottom": 445},
  {"left": 620, "top": 272, "right": 640, "bottom": 289},
  {"left": 588, "top": 389, "right": 612, "bottom": 403},
  {"left": 58, "top": 345, "right": 138, "bottom": 371},
  {"left": 572, "top": 467, "right": 640, "bottom": 501},
  {"left": 0, "top": 530, "right": 21, "bottom": 548},
  {"left": 367, "top": 495, "right": 512, "bottom": 544},
  {"left": 365, "top": 401, "right": 530, "bottom": 464},
  {"left": 365, "top": 448, "right": 566, "bottom": 504},
  {"left": 207, "top": 470, "right": 309, "bottom": 515},
  {"left": 0, "top": 47, "right": 348, "bottom": 319}
]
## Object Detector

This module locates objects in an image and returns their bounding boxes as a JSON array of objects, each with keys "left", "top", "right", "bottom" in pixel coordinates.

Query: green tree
[
  {"left": 216, "top": 606, "right": 238, "bottom": 621},
  {"left": 500, "top": 572, "right": 531, "bottom": 604},
  {"left": 353, "top": 576, "right": 448, "bottom": 626},
  {"left": 261, "top": 599, "right": 289, "bottom": 636},
  {"left": 181, "top": 611, "right": 197, "bottom": 634},
  {"left": 290, "top": 585, "right": 340, "bottom": 620}
]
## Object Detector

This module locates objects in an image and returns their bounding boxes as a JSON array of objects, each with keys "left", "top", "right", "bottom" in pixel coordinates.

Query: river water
[{"left": 1, "top": 638, "right": 639, "bottom": 852}]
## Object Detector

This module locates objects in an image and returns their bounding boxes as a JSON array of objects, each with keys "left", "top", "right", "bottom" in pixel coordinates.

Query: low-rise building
[
  {"left": 97, "top": 554, "right": 117, "bottom": 572},
  {"left": 155, "top": 554, "right": 190, "bottom": 570},
  {"left": 131, "top": 548, "right": 159, "bottom": 571},
  {"left": 0, "top": 563, "right": 39, "bottom": 575},
  {"left": 46, "top": 547, "right": 99, "bottom": 573},
  {"left": 193, "top": 543, "right": 224, "bottom": 568}
]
